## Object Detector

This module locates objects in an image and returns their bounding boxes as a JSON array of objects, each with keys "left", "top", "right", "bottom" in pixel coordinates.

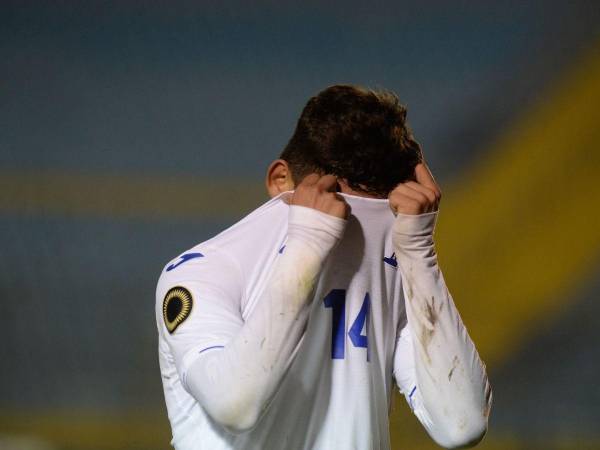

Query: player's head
[{"left": 266, "top": 84, "right": 422, "bottom": 198}]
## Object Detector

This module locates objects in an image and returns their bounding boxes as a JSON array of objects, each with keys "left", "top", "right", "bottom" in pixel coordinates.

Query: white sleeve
[
  {"left": 161, "top": 205, "right": 346, "bottom": 433},
  {"left": 392, "top": 211, "right": 492, "bottom": 449},
  {"left": 156, "top": 249, "right": 245, "bottom": 371}
]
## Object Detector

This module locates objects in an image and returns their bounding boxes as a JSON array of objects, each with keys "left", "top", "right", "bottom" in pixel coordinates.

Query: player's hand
[
  {"left": 388, "top": 163, "right": 441, "bottom": 215},
  {"left": 291, "top": 173, "right": 349, "bottom": 219}
]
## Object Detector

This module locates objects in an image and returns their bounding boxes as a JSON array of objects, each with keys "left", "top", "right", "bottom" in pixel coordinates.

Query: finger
[
  {"left": 300, "top": 173, "right": 321, "bottom": 186},
  {"left": 393, "top": 184, "right": 429, "bottom": 204},
  {"left": 389, "top": 194, "right": 421, "bottom": 214},
  {"left": 316, "top": 174, "right": 339, "bottom": 192},
  {"left": 415, "top": 163, "right": 439, "bottom": 191},
  {"left": 405, "top": 181, "right": 437, "bottom": 203},
  {"left": 333, "top": 193, "right": 350, "bottom": 218}
]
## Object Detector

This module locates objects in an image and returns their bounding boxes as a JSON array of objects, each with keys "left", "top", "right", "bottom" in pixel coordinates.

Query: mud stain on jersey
[
  {"left": 405, "top": 267, "right": 415, "bottom": 300},
  {"left": 420, "top": 296, "right": 443, "bottom": 363},
  {"left": 424, "top": 296, "right": 438, "bottom": 326},
  {"left": 448, "top": 355, "right": 460, "bottom": 381},
  {"left": 407, "top": 279, "right": 414, "bottom": 300},
  {"left": 420, "top": 328, "right": 434, "bottom": 363}
]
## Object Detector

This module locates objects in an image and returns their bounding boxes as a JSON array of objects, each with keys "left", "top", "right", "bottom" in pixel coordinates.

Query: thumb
[
  {"left": 414, "top": 163, "right": 438, "bottom": 190},
  {"left": 317, "top": 174, "right": 339, "bottom": 192}
]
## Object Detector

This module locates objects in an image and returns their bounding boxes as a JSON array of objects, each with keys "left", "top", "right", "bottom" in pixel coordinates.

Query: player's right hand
[{"left": 291, "top": 173, "right": 349, "bottom": 219}]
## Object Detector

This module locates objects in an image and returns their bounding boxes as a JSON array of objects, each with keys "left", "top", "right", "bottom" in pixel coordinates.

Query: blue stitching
[
  {"left": 408, "top": 386, "right": 417, "bottom": 409},
  {"left": 198, "top": 345, "right": 224, "bottom": 355}
]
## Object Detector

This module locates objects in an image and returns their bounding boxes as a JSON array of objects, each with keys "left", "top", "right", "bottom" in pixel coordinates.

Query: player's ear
[{"left": 265, "top": 159, "right": 295, "bottom": 198}]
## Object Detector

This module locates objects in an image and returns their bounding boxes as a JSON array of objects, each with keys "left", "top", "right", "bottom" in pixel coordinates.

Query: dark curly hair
[{"left": 280, "top": 84, "right": 422, "bottom": 198}]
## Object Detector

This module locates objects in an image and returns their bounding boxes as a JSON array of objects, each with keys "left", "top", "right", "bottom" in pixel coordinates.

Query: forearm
[
  {"left": 394, "top": 212, "right": 492, "bottom": 448},
  {"left": 184, "top": 206, "right": 345, "bottom": 433}
]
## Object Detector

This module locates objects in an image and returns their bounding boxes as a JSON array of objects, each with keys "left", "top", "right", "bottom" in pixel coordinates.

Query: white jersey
[{"left": 156, "top": 192, "right": 491, "bottom": 450}]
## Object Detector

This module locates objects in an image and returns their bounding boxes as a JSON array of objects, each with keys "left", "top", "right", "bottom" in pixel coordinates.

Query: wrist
[
  {"left": 287, "top": 205, "right": 347, "bottom": 257},
  {"left": 392, "top": 211, "right": 437, "bottom": 254}
]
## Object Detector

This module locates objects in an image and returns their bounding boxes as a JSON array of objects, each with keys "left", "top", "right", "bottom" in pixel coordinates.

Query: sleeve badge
[{"left": 163, "top": 286, "right": 193, "bottom": 334}]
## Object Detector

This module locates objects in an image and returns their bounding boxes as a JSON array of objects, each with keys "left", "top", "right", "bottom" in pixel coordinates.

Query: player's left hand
[{"left": 388, "top": 163, "right": 441, "bottom": 215}]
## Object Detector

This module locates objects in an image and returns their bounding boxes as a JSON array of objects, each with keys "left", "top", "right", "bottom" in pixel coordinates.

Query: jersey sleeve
[
  {"left": 157, "top": 205, "right": 347, "bottom": 434},
  {"left": 391, "top": 211, "right": 492, "bottom": 449},
  {"left": 155, "top": 247, "right": 245, "bottom": 380}
]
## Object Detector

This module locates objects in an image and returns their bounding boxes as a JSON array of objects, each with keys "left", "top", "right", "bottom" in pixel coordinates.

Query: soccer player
[{"left": 156, "top": 85, "right": 492, "bottom": 450}]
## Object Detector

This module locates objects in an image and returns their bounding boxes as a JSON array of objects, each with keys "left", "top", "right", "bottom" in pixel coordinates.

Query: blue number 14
[{"left": 323, "top": 289, "right": 370, "bottom": 360}]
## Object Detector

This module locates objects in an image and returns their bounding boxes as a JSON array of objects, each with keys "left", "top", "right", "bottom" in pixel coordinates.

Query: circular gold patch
[{"left": 163, "top": 286, "right": 193, "bottom": 334}]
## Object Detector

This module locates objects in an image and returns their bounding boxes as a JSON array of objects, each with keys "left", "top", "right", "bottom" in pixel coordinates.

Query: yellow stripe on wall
[
  {"left": 0, "top": 411, "right": 170, "bottom": 450},
  {"left": 0, "top": 172, "right": 266, "bottom": 220},
  {"left": 434, "top": 44, "right": 600, "bottom": 367}
]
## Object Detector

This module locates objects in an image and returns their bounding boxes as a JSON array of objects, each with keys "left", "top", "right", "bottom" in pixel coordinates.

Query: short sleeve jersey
[{"left": 156, "top": 192, "right": 406, "bottom": 450}]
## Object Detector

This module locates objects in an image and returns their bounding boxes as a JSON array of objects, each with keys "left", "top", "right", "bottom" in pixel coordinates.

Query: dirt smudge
[
  {"left": 420, "top": 328, "right": 434, "bottom": 363},
  {"left": 419, "top": 296, "right": 439, "bottom": 363},
  {"left": 424, "top": 296, "right": 438, "bottom": 326},
  {"left": 448, "top": 355, "right": 460, "bottom": 381}
]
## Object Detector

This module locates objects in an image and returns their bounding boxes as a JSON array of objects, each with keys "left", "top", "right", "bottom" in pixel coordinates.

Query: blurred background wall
[{"left": 1, "top": 1, "right": 599, "bottom": 449}]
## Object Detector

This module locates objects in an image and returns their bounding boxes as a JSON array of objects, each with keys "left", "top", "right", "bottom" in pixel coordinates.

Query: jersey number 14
[{"left": 323, "top": 289, "right": 370, "bottom": 360}]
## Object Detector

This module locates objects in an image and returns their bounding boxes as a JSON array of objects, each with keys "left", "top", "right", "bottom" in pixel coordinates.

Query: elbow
[
  {"left": 432, "top": 376, "right": 493, "bottom": 448},
  {"left": 204, "top": 394, "right": 263, "bottom": 435},
  {"left": 217, "top": 409, "right": 261, "bottom": 435},
  {"left": 184, "top": 363, "right": 263, "bottom": 434},
  {"left": 435, "top": 416, "right": 488, "bottom": 449}
]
